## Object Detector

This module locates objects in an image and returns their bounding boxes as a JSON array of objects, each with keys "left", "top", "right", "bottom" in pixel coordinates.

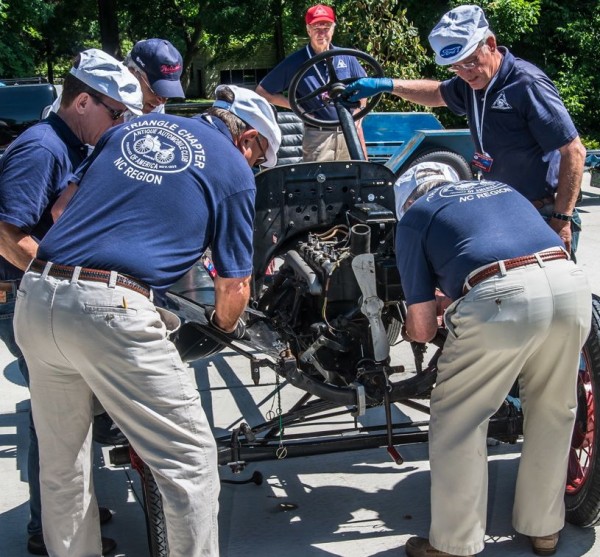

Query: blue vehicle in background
[{"left": 362, "top": 111, "right": 474, "bottom": 179}]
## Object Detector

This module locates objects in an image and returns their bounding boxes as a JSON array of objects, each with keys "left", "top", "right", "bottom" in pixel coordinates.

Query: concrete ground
[{"left": 1, "top": 175, "right": 600, "bottom": 556}]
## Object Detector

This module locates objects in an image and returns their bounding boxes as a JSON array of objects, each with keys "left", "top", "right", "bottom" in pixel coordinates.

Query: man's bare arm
[
  {"left": 51, "top": 182, "right": 79, "bottom": 221},
  {"left": 551, "top": 136, "right": 586, "bottom": 252},
  {"left": 405, "top": 300, "right": 439, "bottom": 343},
  {"left": 255, "top": 84, "right": 290, "bottom": 110},
  {"left": 212, "top": 275, "right": 251, "bottom": 332},
  {"left": 390, "top": 79, "right": 446, "bottom": 107},
  {"left": 0, "top": 222, "right": 39, "bottom": 271}
]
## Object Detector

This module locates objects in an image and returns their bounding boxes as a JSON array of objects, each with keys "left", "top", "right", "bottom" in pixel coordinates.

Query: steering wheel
[{"left": 288, "top": 48, "right": 384, "bottom": 129}]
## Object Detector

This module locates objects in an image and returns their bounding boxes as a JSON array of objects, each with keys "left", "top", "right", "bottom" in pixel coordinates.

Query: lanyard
[
  {"left": 471, "top": 72, "right": 499, "bottom": 154},
  {"left": 305, "top": 45, "right": 330, "bottom": 86}
]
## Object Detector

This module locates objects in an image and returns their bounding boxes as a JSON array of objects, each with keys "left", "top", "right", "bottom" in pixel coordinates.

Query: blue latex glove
[{"left": 343, "top": 77, "right": 394, "bottom": 102}]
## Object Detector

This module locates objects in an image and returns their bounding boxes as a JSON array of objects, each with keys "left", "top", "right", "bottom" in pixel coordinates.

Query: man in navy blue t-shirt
[
  {"left": 0, "top": 48, "right": 142, "bottom": 556},
  {"left": 345, "top": 4, "right": 586, "bottom": 255},
  {"left": 14, "top": 85, "right": 281, "bottom": 557},
  {"left": 256, "top": 4, "right": 366, "bottom": 161},
  {"left": 394, "top": 163, "right": 591, "bottom": 557}
]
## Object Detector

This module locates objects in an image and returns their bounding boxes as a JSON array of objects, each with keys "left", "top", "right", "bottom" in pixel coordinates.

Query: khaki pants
[
  {"left": 429, "top": 259, "right": 591, "bottom": 555},
  {"left": 302, "top": 125, "right": 350, "bottom": 162},
  {"left": 15, "top": 270, "right": 220, "bottom": 557}
]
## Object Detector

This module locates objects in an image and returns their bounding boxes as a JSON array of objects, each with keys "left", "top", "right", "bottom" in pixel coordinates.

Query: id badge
[{"left": 471, "top": 152, "right": 494, "bottom": 172}]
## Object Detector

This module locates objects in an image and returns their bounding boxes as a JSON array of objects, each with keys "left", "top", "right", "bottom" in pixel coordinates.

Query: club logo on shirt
[
  {"left": 336, "top": 58, "right": 347, "bottom": 69},
  {"left": 432, "top": 180, "right": 512, "bottom": 203},
  {"left": 113, "top": 120, "right": 206, "bottom": 184},
  {"left": 491, "top": 91, "right": 512, "bottom": 110}
]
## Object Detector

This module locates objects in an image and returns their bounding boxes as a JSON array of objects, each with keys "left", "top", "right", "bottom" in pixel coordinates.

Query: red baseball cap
[{"left": 305, "top": 4, "right": 335, "bottom": 25}]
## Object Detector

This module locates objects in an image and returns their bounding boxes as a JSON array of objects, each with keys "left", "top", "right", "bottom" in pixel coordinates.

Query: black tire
[
  {"left": 141, "top": 463, "right": 169, "bottom": 557},
  {"left": 565, "top": 293, "right": 600, "bottom": 526},
  {"left": 406, "top": 149, "right": 473, "bottom": 181}
]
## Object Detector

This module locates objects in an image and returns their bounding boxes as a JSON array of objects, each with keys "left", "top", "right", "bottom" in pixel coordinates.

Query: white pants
[
  {"left": 15, "top": 271, "right": 219, "bottom": 557},
  {"left": 429, "top": 259, "right": 591, "bottom": 556}
]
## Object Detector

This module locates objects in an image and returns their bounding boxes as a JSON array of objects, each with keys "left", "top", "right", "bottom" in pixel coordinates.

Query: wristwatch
[{"left": 551, "top": 212, "right": 572, "bottom": 222}]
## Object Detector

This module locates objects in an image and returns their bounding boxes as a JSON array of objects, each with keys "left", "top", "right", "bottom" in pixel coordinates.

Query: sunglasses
[
  {"left": 254, "top": 135, "right": 268, "bottom": 167},
  {"left": 89, "top": 92, "right": 127, "bottom": 121}
]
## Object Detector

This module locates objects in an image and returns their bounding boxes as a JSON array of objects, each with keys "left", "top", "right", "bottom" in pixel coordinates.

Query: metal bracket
[{"left": 351, "top": 382, "right": 366, "bottom": 417}]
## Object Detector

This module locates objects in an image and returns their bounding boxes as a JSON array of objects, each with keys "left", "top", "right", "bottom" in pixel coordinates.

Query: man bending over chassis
[
  {"left": 395, "top": 162, "right": 591, "bottom": 557},
  {"left": 14, "top": 85, "right": 281, "bottom": 557}
]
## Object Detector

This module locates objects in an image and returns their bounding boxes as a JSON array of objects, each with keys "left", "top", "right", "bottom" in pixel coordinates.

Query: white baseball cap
[
  {"left": 213, "top": 85, "right": 282, "bottom": 168},
  {"left": 70, "top": 48, "right": 143, "bottom": 115},
  {"left": 394, "top": 162, "right": 459, "bottom": 220},
  {"left": 428, "top": 5, "right": 490, "bottom": 66}
]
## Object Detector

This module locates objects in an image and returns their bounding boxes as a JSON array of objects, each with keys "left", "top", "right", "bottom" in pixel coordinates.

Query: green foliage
[
  {"left": 0, "top": 0, "right": 53, "bottom": 76},
  {"left": 0, "top": 0, "right": 599, "bottom": 143},
  {"left": 523, "top": 1, "right": 600, "bottom": 147},
  {"left": 336, "top": 0, "right": 428, "bottom": 112},
  {"left": 450, "top": 0, "right": 541, "bottom": 45}
]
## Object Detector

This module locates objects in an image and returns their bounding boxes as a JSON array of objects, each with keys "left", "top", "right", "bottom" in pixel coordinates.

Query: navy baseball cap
[{"left": 129, "top": 39, "right": 185, "bottom": 98}]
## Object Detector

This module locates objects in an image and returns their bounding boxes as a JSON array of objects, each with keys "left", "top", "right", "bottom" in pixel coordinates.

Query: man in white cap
[
  {"left": 45, "top": 38, "right": 185, "bottom": 120},
  {"left": 89, "top": 38, "right": 186, "bottom": 445},
  {"left": 393, "top": 163, "right": 591, "bottom": 556},
  {"left": 344, "top": 4, "right": 586, "bottom": 256},
  {"left": 13, "top": 85, "right": 280, "bottom": 557},
  {"left": 0, "top": 47, "right": 141, "bottom": 556},
  {"left": 256, "top": 3, "right": 367, "bottom": 161}
]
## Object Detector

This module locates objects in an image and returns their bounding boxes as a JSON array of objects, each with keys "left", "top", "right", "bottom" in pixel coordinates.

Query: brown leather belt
[
  {"left": 463, "top": 248, "right": 569, "bottom": 294},
  {"left": 0, "top": 281, "right": 18, "bottom": 292},
  {"left": 530, "top": 194, "right": 555, "bottom": 210},
  {"left": 30, "top": 259, "right": 151, "bottom": 298}
]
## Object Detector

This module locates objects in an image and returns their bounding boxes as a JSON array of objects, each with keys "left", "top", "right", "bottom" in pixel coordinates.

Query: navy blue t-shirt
[
  {"left": 259, "top": 44, "right": 366, "bottom": 121},
  {"left": 396, "top": 180, "right": 564, "bottom": 303},
  {"left": 38, "top": 113, "right": 256, "bottom": 294},
  {"left": 0, "top": 113, "right": 88, "bottom": 280},
  {"left": 440, "top": 48, "right": 578, "bottom": 201}
]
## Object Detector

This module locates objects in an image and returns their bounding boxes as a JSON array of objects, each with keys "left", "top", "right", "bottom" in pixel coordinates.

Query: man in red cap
[{"left": 256, "top": 4, "right": 367, "bottom": 162}]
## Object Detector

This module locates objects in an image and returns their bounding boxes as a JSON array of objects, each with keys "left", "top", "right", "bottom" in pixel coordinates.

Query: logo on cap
[
  {"left": 306, "top": 4, "right": 335, "bottom": 24},
  {"left": 161, "top": 64, "right": 182, "bottom": 75},
  {"left": 440, "top": 44, "right": 463, "bottom": 59}
]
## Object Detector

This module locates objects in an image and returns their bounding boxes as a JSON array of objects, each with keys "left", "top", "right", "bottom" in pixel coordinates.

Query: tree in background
[
  {"left": 0, "top": 0, "right": 598, "bottom": 144},
  {"left": 0, "top": 0, "right": 53, "bottom": 77},
  {"left": 514, "top": 0, "right": 600, "bottom": 147},
  {"left": 335, "top": 0, "right": 428, "bottom": 112}
]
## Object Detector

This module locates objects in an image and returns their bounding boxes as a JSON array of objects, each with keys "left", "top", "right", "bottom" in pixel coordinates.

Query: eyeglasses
[
  {"left": 448, "top": 43, "right": 487, "bottom": 73},
  {"left": 89, "top": 93, "right": 126, "bottom": 121},
  {"left": 309, "top": 23, "right": 334, "bottom": 32},
  {"left": 254, "top": 135, "right": 268, "bottom": 167},
  {"left": 137, "top": 71, "right": 168, "bottom": 103}
]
